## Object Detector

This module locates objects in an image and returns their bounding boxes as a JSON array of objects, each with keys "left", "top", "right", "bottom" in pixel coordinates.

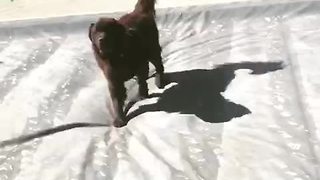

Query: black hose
[{"left": 0, "top": 122, "right": 110, "bottom": 148}]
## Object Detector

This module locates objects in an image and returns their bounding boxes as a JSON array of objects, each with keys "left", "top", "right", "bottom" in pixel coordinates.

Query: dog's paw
[
  {"left": 113, "top": 115, "right": 128, "bottom": 128},
  {"left": 113, "top": 119, "right": 128, "bottom": 128},
  {"left": 136, "top": 94, "right": 149, "bottom": 101}
]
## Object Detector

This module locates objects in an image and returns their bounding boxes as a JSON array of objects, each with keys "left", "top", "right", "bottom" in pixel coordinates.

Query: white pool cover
[{"left": 0, "top": 0, "right": 320, "bottom": 179}]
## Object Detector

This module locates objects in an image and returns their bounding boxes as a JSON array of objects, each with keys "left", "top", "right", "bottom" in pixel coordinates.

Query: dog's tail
[{"left": 134, "top": 0, "right": 157, "bottom": 15}]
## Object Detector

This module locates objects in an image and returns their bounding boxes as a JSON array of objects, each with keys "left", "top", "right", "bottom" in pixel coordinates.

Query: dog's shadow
[{"left": 126, "top": 61, "right": 284, "bottom": 123}]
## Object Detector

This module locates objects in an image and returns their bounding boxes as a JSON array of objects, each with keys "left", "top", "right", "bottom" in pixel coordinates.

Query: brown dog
[{"left": 88, "top": 0, "right": 165, "bottom": 127}]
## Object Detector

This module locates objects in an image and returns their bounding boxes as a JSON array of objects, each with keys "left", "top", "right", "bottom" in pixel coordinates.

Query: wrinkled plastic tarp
[{"left": 0, "top": 0, "right": 320, "bottom": 179}]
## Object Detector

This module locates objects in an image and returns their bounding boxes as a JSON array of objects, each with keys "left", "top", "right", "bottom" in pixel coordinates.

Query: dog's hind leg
[
  {"left": 150, "top": 47, "right": 165, "bottom": 88},
  {"left": 137, "top": 62, "right": 149, "bottom": 99}
]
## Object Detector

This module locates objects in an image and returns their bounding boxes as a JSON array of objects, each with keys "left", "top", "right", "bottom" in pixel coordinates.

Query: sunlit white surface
[{"left": 0, "top": 0, "right": 320, "bottom": 180}]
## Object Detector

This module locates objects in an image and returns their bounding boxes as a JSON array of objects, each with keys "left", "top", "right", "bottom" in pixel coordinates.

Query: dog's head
[{"left": 89, "top": 18, "right": 126, "bottom": 59}]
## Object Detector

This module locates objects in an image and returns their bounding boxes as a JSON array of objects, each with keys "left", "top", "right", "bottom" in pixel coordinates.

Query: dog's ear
[
  {"left": 110, "top": 19, "right": 126, "bottom": 39},
  {"left": 88, "top": 23, "right": 94, "bottom": 41},
  {"left": 94, "top": 18, "right": 126, "bottom": 41},
  {"left": 91, "top": 18, "right": 127, "bottom": 60}
]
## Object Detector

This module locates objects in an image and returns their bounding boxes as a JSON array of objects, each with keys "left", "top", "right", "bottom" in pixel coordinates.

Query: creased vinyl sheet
[{"left": 0, "top": 0, "right": 320, "bottom": 179}]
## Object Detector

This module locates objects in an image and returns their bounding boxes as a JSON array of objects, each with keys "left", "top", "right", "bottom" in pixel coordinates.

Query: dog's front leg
[{"left": 108, "top": 80, "right": 127, "bottom": 127}]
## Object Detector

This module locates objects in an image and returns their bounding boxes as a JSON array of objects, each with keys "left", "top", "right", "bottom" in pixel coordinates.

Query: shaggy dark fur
[{"left": 89, "top": 0, "right": 165, "bottom": 127}]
